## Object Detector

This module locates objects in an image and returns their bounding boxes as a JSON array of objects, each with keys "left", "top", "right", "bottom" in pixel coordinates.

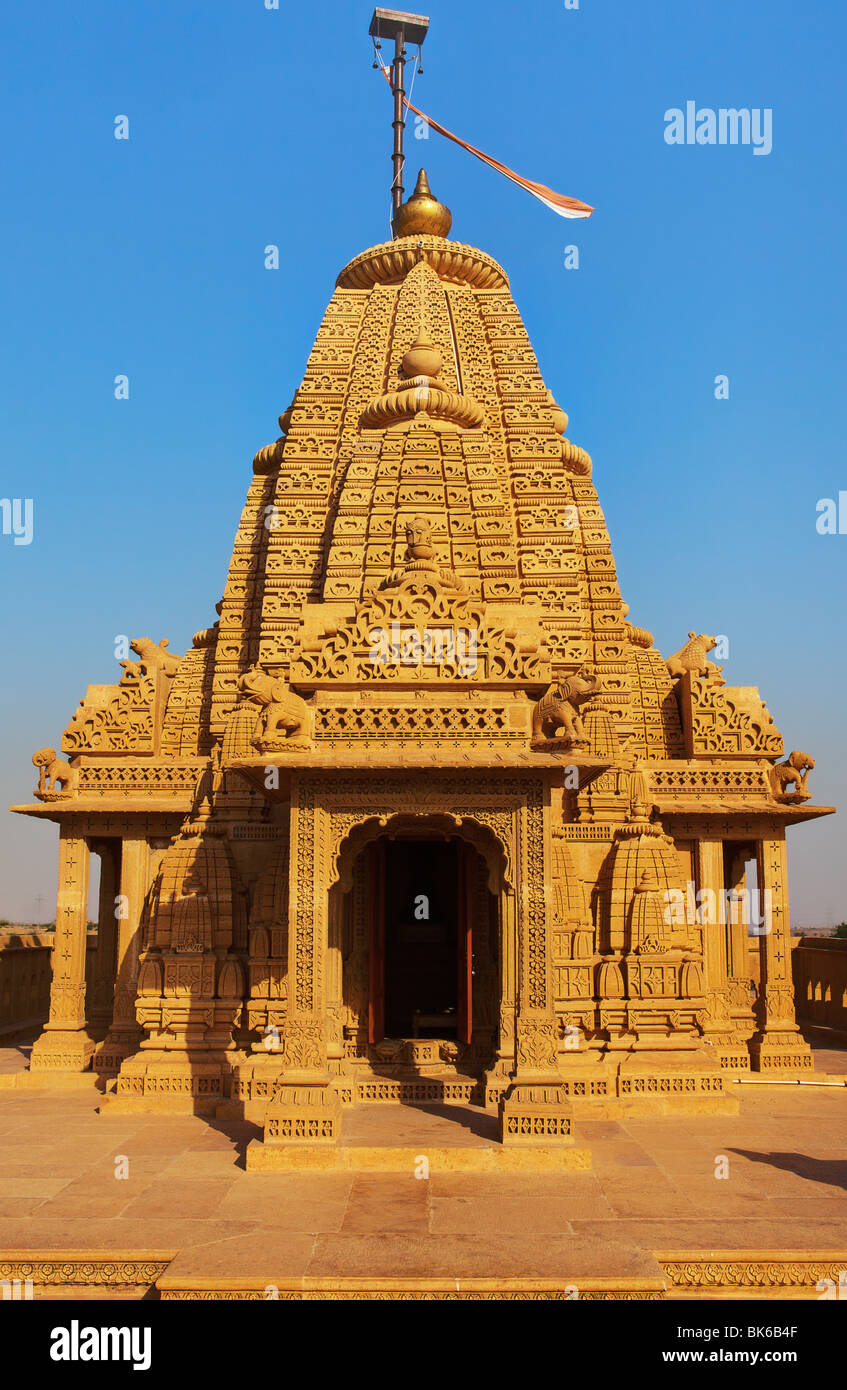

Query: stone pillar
[
  {"left": 325, "top": 881, "right": 345, "bottom": 1075},
  {"left": 694, "top": 838, "right": 736, "bottom": 1052},
  {"left": 30, "top": 828, "right": 95, "bottom": 1072},
  {"left": 262, "top": 782, "right": 341, "bottom": 1146},
  {"left": 724, "top": 845, "right": 751, "bottom": 980},
  {"left": 484, "top": 884, "right": 516, "bottom": 1108},
  {"left": 94, "top": 836, "right": 147, "bottom": 1074},
  {"left": 723, "top": 843, "right": 758, "bottom": 1047},
  {"left": 750, "top": 835, "right": 813, "bottom": 1072},
  {"left": 499, "top": 789, "right": 574, "bottom": 1146},
  {"left": 87, "top": 840, "right": 120, "bottom": 1041}
]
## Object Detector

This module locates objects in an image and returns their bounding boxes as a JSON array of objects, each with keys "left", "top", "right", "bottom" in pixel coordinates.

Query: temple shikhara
[{"left": 12, "top": 114, "right": 832, "bottom": 1166}]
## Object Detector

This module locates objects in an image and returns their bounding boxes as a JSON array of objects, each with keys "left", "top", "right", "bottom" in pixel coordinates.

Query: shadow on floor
[
  {"left": 729, "top": 1148, "right": 847, "bottom": 1193},
  {"left": 200, "top": 1116, "right": 263, "bottom": 1169},
  {"left": 393, "top": 1098, "right": 500, "bottom": 1141}
]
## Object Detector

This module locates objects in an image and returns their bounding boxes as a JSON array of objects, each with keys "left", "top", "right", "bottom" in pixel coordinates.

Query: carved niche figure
[
  {"left": 120, "top": 637, "right": 183, "bottom": 679},
  {"left": 665, "top": 632, "right": 720, "bottom": 680},
  {"left": 32, "top": 747, "right": 76, "bottom": 798},
  {"left": 405, "top": 514, "right": 435, "bottom": 560},
  {"left": 237, "top": 665, "right": 311, "bottom": 747},
  {"left": 531, "top": 669, "right": 601, "bottom": 747},
  {"left": 630, "top": 867, "right": 667, "bottom": 955},
  {"left": 770, "top": 750, "right": 815, "bottom": 803},
  {"left": 380, "top": 512, "right": 464, "bottom": 594}
]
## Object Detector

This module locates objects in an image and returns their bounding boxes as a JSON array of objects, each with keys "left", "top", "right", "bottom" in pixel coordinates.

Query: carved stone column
[
  {"left": 694, "top": 837, "right": 737, "bottom": 1060},
  {"left": 87, "top": 840, "right": 120, "bottom": 1041},
  {"left": 750, "top": 834, "right": 812, "bottom": 1072},
  {"left": 499, "top": 786, "right": 574, "bottom": 1146},
  {"left": 94, "top": 836, "right": 147, "bottom": 1074},
  {"left": 30, "top": 827, "right": 95, "bottom": 1072},
  {"left": 325, "top": 881, "right": 345, "bottom": 1075},
  {"left": 723, "top": 842, "right": 758, "bottom": 1049},
  {"left": 262, "top": 778, "right": 341, "bottom": 1145},
  {"left": 484, "top": 884, "right": 516, "bottom": 1108}
]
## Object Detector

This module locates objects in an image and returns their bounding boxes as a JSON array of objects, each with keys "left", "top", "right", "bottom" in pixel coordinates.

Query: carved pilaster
[
  {"left": 750, "top": 836, "right": 813, "bottom": 1072},
  {"left": 500, "top": 785, "right": 574, "bottom": 1145},
  {"left": 262, "top": 779, "right": 340, "bottom": 1145},
  {"left": 30, "top": 829, "right": 94, "bottom": 1072}
]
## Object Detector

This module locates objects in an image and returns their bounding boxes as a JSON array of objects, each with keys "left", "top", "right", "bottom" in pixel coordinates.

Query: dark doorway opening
[{"left": 371, "top": 838, "right": 466, "bottom": 1040}]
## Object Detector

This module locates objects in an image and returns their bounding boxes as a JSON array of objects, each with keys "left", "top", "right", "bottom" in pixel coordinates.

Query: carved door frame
[{"left": 282, "top": 772, "right": 555, "bottom": 1081}]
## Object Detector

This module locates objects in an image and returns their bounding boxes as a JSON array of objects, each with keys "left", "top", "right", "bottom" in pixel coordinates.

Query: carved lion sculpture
[
  {"left": 129, "top": 637, "right": 183, "bottom": 677},
  {"left": 32, "top": 747, "right": 76, "bottom": 796},
  {"left": 770, "top": 750, "right": 815, "bottom": 802},
  {"left": 665, "top": 632, "right": 720, "bottom": 680},
  {"left": 532, "top": 670, "right": 601, "bottom": 746}
]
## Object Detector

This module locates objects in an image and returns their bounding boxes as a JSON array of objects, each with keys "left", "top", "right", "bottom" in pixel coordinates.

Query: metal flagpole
[
  {"left": 391, "top": 24, "right": 406, "bottom": 218},
  {"left": 369, "top": 9, "right": 430, "bottom": 223}
]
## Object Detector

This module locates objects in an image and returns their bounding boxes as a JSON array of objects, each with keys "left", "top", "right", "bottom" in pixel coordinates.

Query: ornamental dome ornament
[
  {"left": 359, "top": 323, "right": 485, "bottom": 432},
  {"left": 392, "top": 168, "right": 452, "bottom": 238}
]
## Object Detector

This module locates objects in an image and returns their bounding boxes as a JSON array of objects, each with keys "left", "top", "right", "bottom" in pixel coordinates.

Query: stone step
[
  {"left": 350, "top": 1073, "right": 482, "bottom": 1106},
  {"left": 245, "top": 1138, "right": 591, "bottom": 1173}
]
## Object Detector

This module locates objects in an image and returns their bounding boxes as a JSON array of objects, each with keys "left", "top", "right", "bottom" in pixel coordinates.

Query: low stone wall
[
  {"left": 793, "top": 937, "right": 847, "bottom": 1036},
  {"left": 0, "top": 932, "right": 98, "bottom": 1042}
]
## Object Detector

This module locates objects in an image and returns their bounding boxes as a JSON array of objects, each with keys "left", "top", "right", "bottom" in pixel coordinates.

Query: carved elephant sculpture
[
  {"left": 532, "top": 670, "right": 601, "bottom": 746},
  {"left": 770, "top": 750, "right": 815, "bottom": 802},
  {"left": 32, "top": 747, "right": 76, "bottom": 796}
]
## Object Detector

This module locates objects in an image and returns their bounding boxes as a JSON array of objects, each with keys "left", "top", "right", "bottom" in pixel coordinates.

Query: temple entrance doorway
[
  {"left": 378, "top": 839, "right": 461, "bottom": 1042},
  {"left": 340, "top": 824, "right": 501, "bottom": 1074},
  {"left": 366, "top": 836, "right": 484, "bottom": 1047}
]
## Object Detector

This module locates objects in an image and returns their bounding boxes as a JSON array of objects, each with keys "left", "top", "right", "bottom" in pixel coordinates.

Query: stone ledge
[
  {"left": 157, "top": 1275, "right": 663, "bottom": 1300},
  {"left": 656, "top": 1249, "right": 847, "bottom": 1299},
  {"left": 0, "top": 1251, "right": 175, "bottom": 1291},
  {"left": 245, "top": 1138, "right": 592, "bottom": 1173}
]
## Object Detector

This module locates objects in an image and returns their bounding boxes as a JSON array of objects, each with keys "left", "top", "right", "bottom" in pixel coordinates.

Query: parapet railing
[
  {"left": 792, "top": 936, "right": 847, "bottom": 1036},
  {"left": 0, "top": 931, "right": 97, "bottom": 1042}
]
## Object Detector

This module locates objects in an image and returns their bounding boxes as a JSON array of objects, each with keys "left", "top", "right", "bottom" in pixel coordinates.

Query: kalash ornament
[{"left": 392, "top": 168, "right": 452, "bottom": 238}]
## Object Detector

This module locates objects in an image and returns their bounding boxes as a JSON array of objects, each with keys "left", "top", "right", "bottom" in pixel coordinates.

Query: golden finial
[{"left": 392, "top": 169, "right": 453, "bottom": 239}]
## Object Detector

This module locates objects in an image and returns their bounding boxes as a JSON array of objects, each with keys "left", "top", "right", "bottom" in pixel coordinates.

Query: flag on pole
[{"left": 378, "top": 65, "right": 594, "bottom": 220}]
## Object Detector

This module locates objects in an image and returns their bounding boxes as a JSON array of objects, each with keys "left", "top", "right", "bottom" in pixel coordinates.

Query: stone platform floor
[{"left": 1, "top": 1042, "right": 847, "bottom": 1297}]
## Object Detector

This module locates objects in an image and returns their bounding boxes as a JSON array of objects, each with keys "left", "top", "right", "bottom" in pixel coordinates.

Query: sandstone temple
[{"left": 12, "top": 171, "right": 832, "bottom": 1163}]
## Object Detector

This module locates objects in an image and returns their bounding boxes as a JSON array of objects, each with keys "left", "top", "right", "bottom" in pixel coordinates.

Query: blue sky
[{"left": 0, "top": 0, "right": 844, "bottom": 923}]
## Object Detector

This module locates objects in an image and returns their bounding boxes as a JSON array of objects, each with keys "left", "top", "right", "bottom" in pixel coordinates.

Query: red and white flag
[{"left": 379, "top": 65, "right": 594, "bottom": 220}]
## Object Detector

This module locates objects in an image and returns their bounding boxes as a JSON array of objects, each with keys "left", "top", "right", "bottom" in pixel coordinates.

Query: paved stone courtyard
[{"left": 2, "top": 1042, "right": 847, "bottom": 1296}]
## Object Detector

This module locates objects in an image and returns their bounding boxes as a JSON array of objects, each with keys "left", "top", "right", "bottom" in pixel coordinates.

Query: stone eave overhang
[
  {"left": 655, "top": 800, "right": 836, "bottom": 827},
  {"left": 226, "top": 752, "right": 611, "bottom": 799},
  {"left": 227, "top": 751, "right": 609, "bottom": 771},
  {"left": 9, "top": 799, "right": 192, "bottom": 823}
]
